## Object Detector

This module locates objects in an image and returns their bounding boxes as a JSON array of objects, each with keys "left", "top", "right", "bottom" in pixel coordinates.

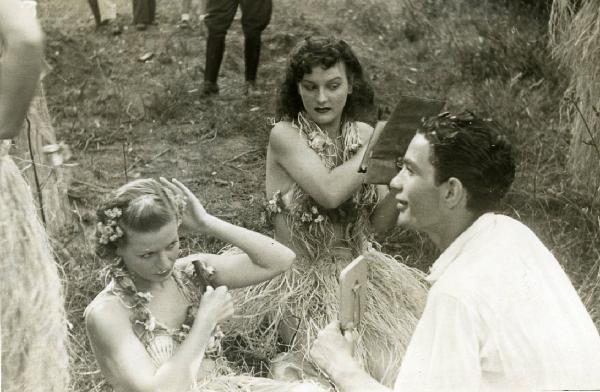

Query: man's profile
[{"left": 310, "top": 111, "right": 600, "bottom": 392}]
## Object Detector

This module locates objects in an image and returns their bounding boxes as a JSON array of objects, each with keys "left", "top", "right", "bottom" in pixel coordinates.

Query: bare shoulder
[
  {"left": 355, "top": 121, "right": 374, "bottom": 141},
  {"left": 84, "top": 292, "right": 130, "bottom": 339},
  {"left": 269, "top": 121, "right": 304, "bottom": 153}
]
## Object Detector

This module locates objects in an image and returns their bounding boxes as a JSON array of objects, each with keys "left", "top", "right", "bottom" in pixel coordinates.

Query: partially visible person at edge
[
  {"left": 87, "top": 0, "right": 154, "bottom": 32},
  {"left": 0, "top": 0, "right": 43, "bottom": 140},
  {"left": 231, "top": 36, "right": 428, "bottom": 387},
  {"left": 131, "top": 0, "right": 155, "bottom": 31},
  {"left": 179, "top": 0, "right": 206, "bottom": 28},
  {"left": 84, "top": 177, "right": 327, "bottom": 392},
  {"left": 201, "top": 0, "right": 271, "bottom": 96},
  {"left": 1, "top": 1, "right": 70, "bottom": 391},
  {"left": 309, "top": 111, "right": 600, "bottom": 392}
]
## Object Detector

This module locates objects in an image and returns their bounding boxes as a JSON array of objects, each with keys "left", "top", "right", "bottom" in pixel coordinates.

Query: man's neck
[{"left": 430, "top": 210, "right": 478, "bottom": 252}]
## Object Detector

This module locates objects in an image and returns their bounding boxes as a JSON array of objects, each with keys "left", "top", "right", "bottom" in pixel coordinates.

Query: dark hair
[
  {"left": 275, "top": 36, "right": 374, "bottom": 121},
  {"left": 95, "top": 178, "right": 182, "bottom": 259},
  {"left": 418, "top": 111, "right": 516, "bottom": 213}
]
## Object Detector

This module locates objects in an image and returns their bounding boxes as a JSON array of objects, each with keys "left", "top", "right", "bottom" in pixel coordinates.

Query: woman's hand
[
  {"left": 196, "top": 286, "right": 234, "bottom": 327},
  {"left": 159, "top": 177, "right": 213, "bottom": 233}
]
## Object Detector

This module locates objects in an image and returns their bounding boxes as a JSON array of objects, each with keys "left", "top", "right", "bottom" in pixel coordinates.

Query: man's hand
[
  {"left": 310, "top": 320, "right": 356, "bottom": 378},
  {"left": 310, "top": 321, "right": 393, "bottom": 392}
]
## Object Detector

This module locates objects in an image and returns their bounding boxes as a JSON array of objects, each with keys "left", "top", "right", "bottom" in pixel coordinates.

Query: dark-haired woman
[{"left": 235, "top": 36, "right": 428, "bottom": 386}]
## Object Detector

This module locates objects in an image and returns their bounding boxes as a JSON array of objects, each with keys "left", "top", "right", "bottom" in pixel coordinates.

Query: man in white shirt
[{"left": 310, "top": 111, "right": 600, "bottom": 392}]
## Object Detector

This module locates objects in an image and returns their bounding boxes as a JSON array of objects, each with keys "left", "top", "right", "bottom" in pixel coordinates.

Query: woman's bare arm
[
  {"left": 196, "top": 215, "right": 295, "bottom": 289},
  {"left": 160, "top": 178, "right": 296, "bottom": 289},
  {"left": 269, "top": 121, "right": 368, "bottom": 209}
]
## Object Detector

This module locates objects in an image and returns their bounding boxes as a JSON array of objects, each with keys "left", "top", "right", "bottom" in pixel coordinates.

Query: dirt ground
[{"left": 32, "top": 0, "right": 600, "bottom": 390}]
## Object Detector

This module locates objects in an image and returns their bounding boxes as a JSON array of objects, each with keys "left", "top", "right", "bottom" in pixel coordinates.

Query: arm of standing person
[
  {"left": 269, "top": 121, "right": 370, "bottom": 209},
  {"left": 0, "top": 0, "right": 44, "bottom": 139},
  {"left": 85, "top": 285, "right": 233, "bottom": 392},
  {"left": 161, "top": 178, "right": 296, "bottom": 289}
]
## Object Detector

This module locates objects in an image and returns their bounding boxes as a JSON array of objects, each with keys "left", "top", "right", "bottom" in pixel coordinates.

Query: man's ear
[{"left": 444, "top": 177, "right": 466, "bottom": 208}]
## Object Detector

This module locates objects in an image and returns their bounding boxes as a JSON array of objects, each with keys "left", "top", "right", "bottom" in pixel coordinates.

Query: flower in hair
[
  {"left": 96, "top": 208, "right": 124, "bottom": 245},
  {"left": 105, "top": 207, "right": 122, "bottom": 219}
]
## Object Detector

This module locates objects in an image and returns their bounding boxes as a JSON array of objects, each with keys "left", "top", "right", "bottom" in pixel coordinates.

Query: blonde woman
[{"left": 85, "top": 177, "right": 326, "bottom": 392}]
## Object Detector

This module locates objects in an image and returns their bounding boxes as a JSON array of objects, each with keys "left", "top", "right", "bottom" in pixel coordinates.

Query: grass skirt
[
  {"left": 0, "top": 143, "right": 69, "bottom": 391},
  {"left": 186, "top": 350, "right": 330, "bottom": 391},
  {"left": 230, "top": 246, "right": 428, "bottom": 387},
  {"left": 195, "top": 374, "right": 328, "bottom": 392}
]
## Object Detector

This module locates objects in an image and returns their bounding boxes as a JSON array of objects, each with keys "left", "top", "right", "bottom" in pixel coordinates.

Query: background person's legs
[
  {"left": 180, "top": 0, "right": 191, "bottom": 26},
  {"left": 132, "top": 0, "right": 156, "bottom": 28},
  {"left": 202, "top": 0, "right": 238, "bottom": 95},
  {"left": 240, "top": 0, "right": 272, "bottom": 94},
  {"left": 87, "top": 0, "right": 102, "bottom": 26}
]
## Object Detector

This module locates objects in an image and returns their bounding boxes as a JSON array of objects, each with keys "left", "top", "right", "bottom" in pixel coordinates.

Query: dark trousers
[
  {"left": 132, "top": 0, "right": 156, "bottom": 25},
  {"left": 88, "top": 0, "right": 102, "bottom": 26},
  {"left": 203, "top": 0, "right": 272, "bottom": 83}
]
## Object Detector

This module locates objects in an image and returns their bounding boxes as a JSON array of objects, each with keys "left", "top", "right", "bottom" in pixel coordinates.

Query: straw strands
[
  {"left": 0, "top": 144, "right": 69, "bottom": 392},
  {"left": 549, "top": 0, "right": 600, "bottom": 194},
  {"left": 194, "top": 374, "right": 329, "bottom": 392},
  {"left": 231, "top": 248, "right": 427, "bottom": 387}
]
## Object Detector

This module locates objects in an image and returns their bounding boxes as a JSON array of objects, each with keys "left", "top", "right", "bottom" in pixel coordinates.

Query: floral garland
[
  {"left": 265, "top": 112, "right": 379, "bottom": 258},
  {"left": 105, "top": 257, "right": 224, "bottom": 355}
]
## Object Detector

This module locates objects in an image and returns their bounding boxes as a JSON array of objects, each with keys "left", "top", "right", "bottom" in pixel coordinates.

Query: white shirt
[{"left": 394, "top": 213, "right": 600, "bottom": 392}]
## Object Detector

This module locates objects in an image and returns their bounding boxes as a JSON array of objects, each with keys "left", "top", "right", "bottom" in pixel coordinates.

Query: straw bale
[{"left": 0, "top": 149, "right": 69, "bottom": 392}]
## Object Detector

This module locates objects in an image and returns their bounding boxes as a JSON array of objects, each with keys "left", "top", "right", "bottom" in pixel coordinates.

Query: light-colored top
[{"left": 394, "top": 213, "right": 600, "bottom": 392}]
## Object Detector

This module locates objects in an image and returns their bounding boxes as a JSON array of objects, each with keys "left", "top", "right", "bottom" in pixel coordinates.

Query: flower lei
[
  {"left": 264, "top": 112, "right": 379, "bottom": 258},
  {"left": 105, "top": 258, "right": 224, "bottom": 355}
]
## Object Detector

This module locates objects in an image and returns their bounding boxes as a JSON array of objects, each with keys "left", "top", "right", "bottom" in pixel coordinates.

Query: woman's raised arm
[
  {"left": 160, "top": 177, "right": 296, "bottom": 289},
  {"left": 269, "top": 121, "right": 368, "bottom": 209}
]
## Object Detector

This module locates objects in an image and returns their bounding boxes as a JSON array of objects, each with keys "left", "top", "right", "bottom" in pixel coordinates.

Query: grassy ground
[{"left": 35, "top": 0, "right": 599, "bottom": 390}]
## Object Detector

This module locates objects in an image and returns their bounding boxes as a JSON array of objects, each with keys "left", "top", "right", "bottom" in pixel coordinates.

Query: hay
[
  {"left": 0, "top": 142, "right": 69, "bottom": 392},
  {"left": 549, "top": 0, "right": 600, "bottom": 194},
  {"left": 229, "top": 114, "right": 428, "bottom": 387},
  {"left": 195, "top": 374, "right": 329, "bottom": 392},
  {"left": 230, "top": 248, "right": 427, "bottom": 387}
]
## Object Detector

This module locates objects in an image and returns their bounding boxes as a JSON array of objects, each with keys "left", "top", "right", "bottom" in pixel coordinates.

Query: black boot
[
  {"left": 244, "top": 33, "right": 261, "bottom": 82},
  {"left": 203, "top": 33, "right": 226, "bottom": 95},
  {"left": 132, "top": 0, "right": 155, "bottom": 27}
]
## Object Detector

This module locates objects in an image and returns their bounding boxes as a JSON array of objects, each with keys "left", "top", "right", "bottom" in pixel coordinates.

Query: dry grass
[{"left": 550, "top": 0, "right": 600, "bottom": 196}]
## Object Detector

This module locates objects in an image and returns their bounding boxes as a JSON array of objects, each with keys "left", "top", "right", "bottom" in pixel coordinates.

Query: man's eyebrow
[{"left": 403, "top": 157, "right": 420, "bottom": 172}]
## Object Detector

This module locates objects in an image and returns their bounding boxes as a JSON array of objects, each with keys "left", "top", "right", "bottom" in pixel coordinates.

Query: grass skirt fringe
[
  {"left": 0, "top": 145, "right": 69, "bottom": 392},
  {"left": 229, "top": 246, "right": 428, "bottom": 387},
  {"left": 195, "top": 375, "right": 329, "bottom": 392}
]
